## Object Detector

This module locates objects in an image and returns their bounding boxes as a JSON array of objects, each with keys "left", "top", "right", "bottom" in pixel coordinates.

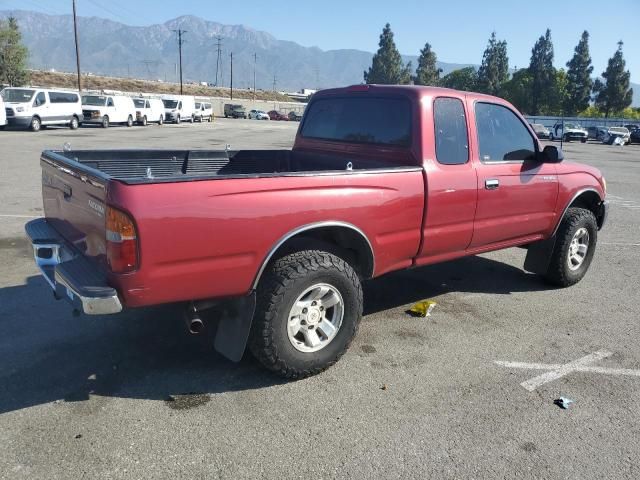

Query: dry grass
[{"left": 28, "top": 70, "right": 296, "bottom": 102}]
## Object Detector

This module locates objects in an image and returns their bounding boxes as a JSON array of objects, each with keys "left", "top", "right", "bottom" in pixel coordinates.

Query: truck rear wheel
[
  {"left": 543, "top": 207, "right": 597, "bottom": 287},
  {"left": 249, "top": 250, "right": 363, "bottom": 379},
  {"left": 126, "top": 115, "right": 134, "bottom": 127}
]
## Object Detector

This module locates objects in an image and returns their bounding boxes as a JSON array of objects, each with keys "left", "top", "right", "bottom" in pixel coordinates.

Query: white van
[
  {"left": 161, "top": 95, "right": 196, "bottom": 124},
  {"left": 0, "top": 95, "right": 6, "bottom": 129},
  {"left": 1, "top": 87, "right": 82, "bottom": 131},
  {"left": 133, "top": 97, "right": 165, "bottom": 126},
  {"left": 81, "top": 94, "right": 137, "bottom": 128},
  {"left": 194, "top": 101, "right": 213, "bottom": 122}
]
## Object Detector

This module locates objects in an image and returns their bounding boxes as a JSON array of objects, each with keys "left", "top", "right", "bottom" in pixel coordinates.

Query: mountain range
[{"left": 1, "top": 10, "right": 638, "bottom": 107}]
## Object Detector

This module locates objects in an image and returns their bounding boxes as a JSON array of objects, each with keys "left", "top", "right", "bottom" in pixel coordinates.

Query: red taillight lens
[{"left": 106, "top": 206, "right": 138, "bottom": 273}]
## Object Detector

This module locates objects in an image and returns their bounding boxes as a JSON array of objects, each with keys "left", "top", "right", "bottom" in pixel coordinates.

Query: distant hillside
[
  {"left": 27, "top": 70, "right": 294, "bottom": 102},
  {"left": 1, "top": 10, "right": 637, "bottom": 106},
  {"left": 0, "top": 10, "right": 470, "bottom": 92}
]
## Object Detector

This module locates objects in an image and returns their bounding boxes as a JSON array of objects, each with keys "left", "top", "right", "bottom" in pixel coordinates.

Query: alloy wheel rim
[
  {"left": 567, "top": 227, "right": 589, "bottom": 271},
  {"left": 287, "top": 283, "right": 344, "bottom": 353}
]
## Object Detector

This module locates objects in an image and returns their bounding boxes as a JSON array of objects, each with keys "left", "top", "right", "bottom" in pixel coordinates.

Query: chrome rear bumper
[{"left": 25, "top": 218, "right": 123, "bottom": 315}]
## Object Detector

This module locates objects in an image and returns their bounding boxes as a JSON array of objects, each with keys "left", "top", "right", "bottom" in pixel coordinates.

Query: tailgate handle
[
  {"left": 63, "top": 184, "right": 72, "bottom": 200},
  {"left": 485, "top": 179, "right": 499, "bottom": 190}
]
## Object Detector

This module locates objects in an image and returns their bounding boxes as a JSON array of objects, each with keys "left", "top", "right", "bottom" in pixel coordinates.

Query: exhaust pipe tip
[{"left": 188, "top": 318, "right": 204, "bottom": 335}]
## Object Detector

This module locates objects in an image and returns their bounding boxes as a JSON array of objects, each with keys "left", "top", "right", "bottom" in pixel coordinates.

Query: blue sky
[{"left": 2, "top": 0, "right": 638, "bottom": 81}]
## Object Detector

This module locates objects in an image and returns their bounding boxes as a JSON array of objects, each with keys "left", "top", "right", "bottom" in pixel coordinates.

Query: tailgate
[{"left": 41, "top": 154, "right": 108, "bottom": 266}]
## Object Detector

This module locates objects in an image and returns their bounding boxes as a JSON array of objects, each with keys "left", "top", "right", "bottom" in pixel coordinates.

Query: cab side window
[
  {"left": 107, "top": 98, "right": 115, "bottom": 107},
  {"left": 145, "top": 101, "right": 150, "bottom": 108},
  {"left": 178, "top": 101, "right": 182, "bottom": 110},
  {"left": 433, "top": 97, "right": 469, "bottom": 165},
  {"left": 475, "top": 102, "right": 535, "bottom": 162},
  {"left": 34, "top": 92, "right": 46, "bottom": 107}
]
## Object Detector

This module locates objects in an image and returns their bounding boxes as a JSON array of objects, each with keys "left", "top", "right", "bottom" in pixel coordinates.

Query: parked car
[
  {"left": 630, "top": 128, "right": 640, "bottom": 144},
  {"left": 587, "top": 126, "right": 602, "bottom": 140},
  {"left": 25, "top": 85, "right": 608, "bottom": 378},
  {"left": 2, "top": 87, "right": 82, "bottom": 131},
  {"left": 162, "top": 95, "right": 196, "bottom": 124},
  {"left": 133, "top": 98, "right": 165, "bottom": 126},
  {"left": 602, "top": 126, "right": 631, "bottom": 145},
  {"left": 550, "top": 122, "right": 588, "bottom": 142},
  {"left": 0, "top": 94, "right": 6, "bottom": 129},
  {"left": 530, "top": 123, "right": 550, "bottom": 139},
  {"left": 194, "top": 102, "right": 213, "bottom": 122},
  {"left": 623, "top": 124, "right": 639, "bottom": 132},
  {"left": 248, "top": 109, "right": 270, "bottom": 120},
  {"left": 82, "top": 94, "right": 136, "bottom": 128},
  {"left": 268, "top": 110, "right": 288, "bottom": 121},
  {"left": 224, "top": 104, "right": 247, "bottom": 119},
  {"left": 288, "top": 111, "right": 303, "bottom": 121}
]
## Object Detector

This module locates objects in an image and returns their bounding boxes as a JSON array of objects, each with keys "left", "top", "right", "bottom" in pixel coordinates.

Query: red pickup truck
[{"left": 26, "top": 85, "right": 608, "bottom": 378}]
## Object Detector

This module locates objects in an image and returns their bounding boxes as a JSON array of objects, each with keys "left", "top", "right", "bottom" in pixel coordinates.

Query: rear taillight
[{"left": 106, "top": 206, "right": 138, "bottom": 273}]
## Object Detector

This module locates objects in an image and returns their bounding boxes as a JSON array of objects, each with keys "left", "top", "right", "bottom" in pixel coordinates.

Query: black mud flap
[
  {"left": 213, "top": 292, "right": 256, "bottom": 362},
  {"left": 524, "top": 236, "right": 557, "bottom": 275}
]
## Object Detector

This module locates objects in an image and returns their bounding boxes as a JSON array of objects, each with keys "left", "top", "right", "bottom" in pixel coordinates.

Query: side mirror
[{"left": 542, "top": 145, "right": 564, "bottom": 163}]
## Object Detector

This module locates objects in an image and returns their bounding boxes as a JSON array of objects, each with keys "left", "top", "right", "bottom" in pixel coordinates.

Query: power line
[
  {"left": 253, "top": 52, "right": 257, "bottom": 100},
  {"left": 214, "top": 36, "right": 223, "bottom": 87},
  {"left": 72, "top": 0, "right": 82, "bottom": 93},
  {"left": 172, "top": 29, "right": 187, "bottom": 95},
  {"left": 230, "top": 52, "right": 234, "bottom": 100}
]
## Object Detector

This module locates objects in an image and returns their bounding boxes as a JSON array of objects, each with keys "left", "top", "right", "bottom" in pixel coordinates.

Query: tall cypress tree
[
  {"left": 364, "top": 24, "right": 412, "bottom": 85},
  {"left": 476, "top": 32, "right": 509, "bottom": 96},
  {"left": 528, "top": 29, "right": 555, "bottom": 115},
  {"left": 413, "top": 43, "right": 441, "bottom": 86},
  {"left": 593, "top": 41, "right": 633, "bottom": 117},
  {"left": 0, "top": 17, "right": 30, "bottom": 86},
  {"left": 564, "top": 31, "right": 594, "bottom": 115}
]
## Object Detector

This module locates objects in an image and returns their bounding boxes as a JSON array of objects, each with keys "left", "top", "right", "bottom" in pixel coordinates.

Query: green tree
[
  {"left": 413, "top": 43, "right": 441, "bottom": 86},
  {"left": 547, "top": 68, "right": 568, "bottom": 116},
  {"left": 364, "top": 23, "right": 412, "bottom": 85},
  {"left": 441, "top": 66, "right": 477, "bottom": 91},
  {"left": 564, "top": 31, "right": 594, "bottom": 115},
  {"left": 593, "top": 41, "right": 634, "bottom": 117},
  {"left": 528, "top": 29, "right": 555, "bottom": 115},
  {"left": 476, "top": 32, "right": 509, "bottom": 96},
  {"left": 0, "top": 17, "right": 30, "bottom": 86},
  {"left": 501, "top": 68, "right": 533, "bottom": 113}
]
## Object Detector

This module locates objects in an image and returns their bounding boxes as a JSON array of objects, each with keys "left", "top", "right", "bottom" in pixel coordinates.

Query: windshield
[
  {"left": 163, "top": 100, "right": 178, "bottom": 109},
  {"left": 82, "top": 95, "right": 107, "bottom": 106},
  {"left": 2, "top": 88, "right": 36, "bottom": 103},
  {"left": 133, "top": 99, "right": 145, "bottom": 108},
  {"left": 564, "top": 123, "right": 581, "bottom": 129}
]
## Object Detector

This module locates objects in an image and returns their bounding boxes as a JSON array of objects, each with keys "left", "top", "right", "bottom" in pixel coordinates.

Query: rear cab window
[
  {"left": 475, "top": 102, "right": 536, "bottom": 162},
  {"left": 301, "top": 97, "right": 411, "bottom": 147}
]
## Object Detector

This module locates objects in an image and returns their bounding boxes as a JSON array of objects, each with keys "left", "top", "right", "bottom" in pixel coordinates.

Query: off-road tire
[
  {"left": 543, "top": 207, "right": 597, "bottom": 287},
  {"left": 249, "top": 250, "right": 363, "bottom": 379}
]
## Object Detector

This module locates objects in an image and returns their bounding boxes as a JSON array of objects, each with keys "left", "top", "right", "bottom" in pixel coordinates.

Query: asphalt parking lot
[{"left": 1, "top": 119, "right": 639, "bottom": 479}]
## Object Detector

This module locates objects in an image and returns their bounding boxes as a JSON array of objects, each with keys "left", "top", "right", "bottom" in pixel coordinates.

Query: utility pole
[
  {"left": 272, "top": 75, "right": 277, "bottom": 92},
  {"left": 72, "top": 0, "right": 82, "bottom": 93},
  {"left": 230, "top": 52, "right": 234, "bottom": 100},
  {"left": 172, "top": 29, "right": 187, "bottom": 95},
  {"left": 214, "top": 36, "right": 223, "bottom": 87},
  {"left": 253, "top": 52, "right": 257, "bottom": 100}
]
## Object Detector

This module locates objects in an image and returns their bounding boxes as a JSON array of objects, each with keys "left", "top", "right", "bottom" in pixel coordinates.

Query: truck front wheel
[
  {"left": 249, "top": 250, "right": 363, "bottom": 379},
  {"left": 543, "top": 207, "right": 597, "bottom": 287}
]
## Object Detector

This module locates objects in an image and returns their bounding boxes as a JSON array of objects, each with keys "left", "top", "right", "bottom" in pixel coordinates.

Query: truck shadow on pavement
[{"left": 0, "top": 254, "right": 550, "bottom": 414}]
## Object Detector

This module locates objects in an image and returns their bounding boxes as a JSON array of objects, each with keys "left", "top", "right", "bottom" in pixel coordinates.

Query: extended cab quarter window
[
  {"left": 475, "top": 102, "right": 535, "bottom": 162},
  {"left": 434, "top": 97, "right": 469, "bottom": 165},
  {"left": 301, "top": 97, "right": 411, "bottom": 146}
]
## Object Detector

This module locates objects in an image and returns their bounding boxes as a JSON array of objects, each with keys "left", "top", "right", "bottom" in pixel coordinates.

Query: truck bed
[{"left": 43, "top": 149, "right": 416, "bottom": 185}]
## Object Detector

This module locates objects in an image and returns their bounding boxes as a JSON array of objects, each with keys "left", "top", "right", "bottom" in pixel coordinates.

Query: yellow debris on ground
[{"left": 408, "top": 300, "right": 437, "bottom": 317}]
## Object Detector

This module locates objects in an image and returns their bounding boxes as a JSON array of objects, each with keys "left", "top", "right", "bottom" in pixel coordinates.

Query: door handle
[{"left": 485, "top": 179, "right": 499, "bottom": 190}]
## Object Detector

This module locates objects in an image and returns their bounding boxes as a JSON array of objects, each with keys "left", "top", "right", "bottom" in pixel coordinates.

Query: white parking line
[
  {"left": 495, "top": 350, "right": 640, "bottom": 391},
  {"left": 601, "top": 242, "right": 640, "bottom": 247},
  {"left": 0, "top": 214, "right": 41, "bottom": 219}
]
